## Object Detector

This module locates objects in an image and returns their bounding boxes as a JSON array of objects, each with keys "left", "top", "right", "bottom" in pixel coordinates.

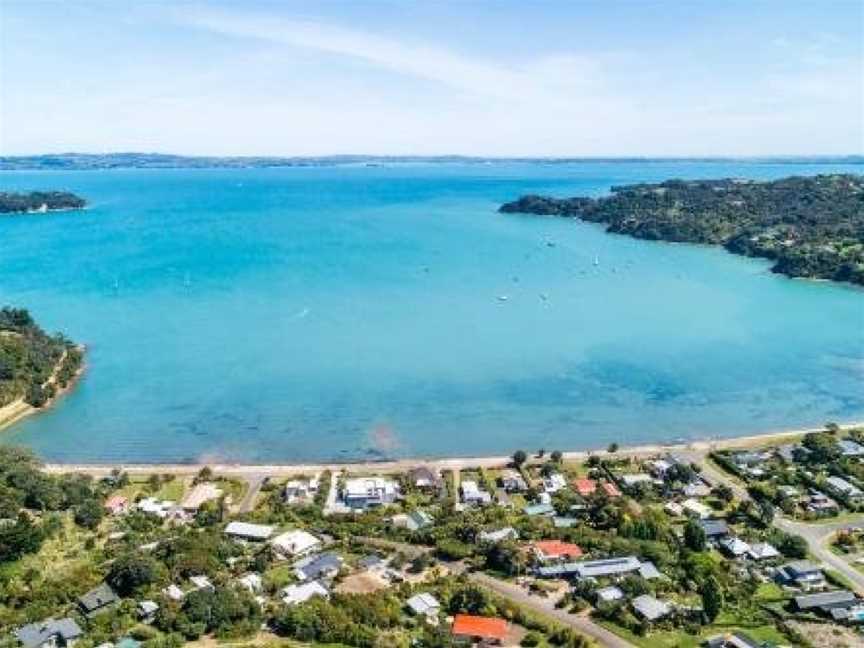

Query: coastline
[
  {"left": 41, "top": 421, "right": 862, "bottom": 477},
  {"left": 0, "top": 345, "right": 86, "bottom": 434}
]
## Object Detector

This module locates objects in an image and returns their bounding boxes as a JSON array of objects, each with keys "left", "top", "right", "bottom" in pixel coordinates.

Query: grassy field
[
  {"left": 114, "top": 474, "right": 188, "bottom": 502},
  {"left": 599, "top": 619, "right": 788, "bottom": 648}
]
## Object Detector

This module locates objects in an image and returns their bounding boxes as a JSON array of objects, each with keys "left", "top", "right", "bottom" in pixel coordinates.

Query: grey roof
[
  {"left": 295, "top": 552, "right": 342, "bottom": 580},
  {"left": 704, "top": 632, "right": 760, "bottom": 648},
  {"left": 358, "top": 554, "right": 384, "bottom": 570},
  {"left": 638, "top": 561, "right": 662, "bottom": 579},
  {"left": 595, "top": 586, "right": 624, "bottom": 602},
  {"left": 16, "top": 618, "right": 83, "bottom": 648},
  {"left": 795, "top": 589, "right": 857, "bottom": 610},
  {"left": 698, "top": 519, "right": 729, "bottom": 537},
  {"left": 523, "top": 503, "right": 555, "bottom": 516},
  {"left": 781, "top": 560, "right": 822, "bottom": 577},
  {"left": 78, "top": 582, "right": 119, "bottom": 615},
  {"left": 538, "top": 556, "right": 642, "bottom": 579},
  {"left": 632, "top": 594, "right": 671, "bottom": 621},
  {"left": 553, "top": 517, "right": 578, "bottom": 528},
  {"left": 406, "top": 592, "right": 440, "bottom": 616},
  {"left": 838, "top": 439, "right": 864, "bottom": 456}
]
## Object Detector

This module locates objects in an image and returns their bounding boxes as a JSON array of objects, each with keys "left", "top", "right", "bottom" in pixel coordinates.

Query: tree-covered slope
[
  {"left": 0, "top": 191, "right": 86, "bottom": 213},
  {"left": 0, "top": 308, "right": 83, "bottom": 408},
  {"left": 500, "top": 174, "right": 864, "bottom": 285}
]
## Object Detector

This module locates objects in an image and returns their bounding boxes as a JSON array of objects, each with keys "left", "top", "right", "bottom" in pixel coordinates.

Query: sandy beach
[{"left": 41, "top": 421, "right": 863, "bottom": 477}]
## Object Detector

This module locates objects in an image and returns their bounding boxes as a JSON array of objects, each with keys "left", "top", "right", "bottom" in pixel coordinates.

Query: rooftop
[{"left": 451, "top": 614, "right": 508, "bottom": 640}]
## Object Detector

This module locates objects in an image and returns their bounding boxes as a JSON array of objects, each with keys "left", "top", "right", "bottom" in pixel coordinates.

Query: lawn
[
  {"left": 600, "top": 619, "right": 789, "bottom": 648},
  {"left": 114, "top": 474, "right": 188, "bottom": 502}
]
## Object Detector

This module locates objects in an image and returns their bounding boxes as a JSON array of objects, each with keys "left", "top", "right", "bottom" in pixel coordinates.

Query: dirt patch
[
  {"left": 788, "top": 620, "right": 863, "bottom": 648},
  {"left": 336, "top": 571, "right": 389, "bottom": 594}
]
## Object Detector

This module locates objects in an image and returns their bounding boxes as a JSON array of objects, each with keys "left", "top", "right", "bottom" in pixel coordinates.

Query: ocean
[{"left": 1, "top": 161, "right": 862, "bottom": 463}]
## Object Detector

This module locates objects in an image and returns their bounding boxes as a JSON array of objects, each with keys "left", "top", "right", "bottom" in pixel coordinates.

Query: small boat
[
  {"left": 497, "top": 295, "right": 510, "bottom": 302},
  {"left": 593, "top": 255, "right": 600, "bottom": 266},
  {"left": 539, "top": 293, "right": 549, "bottom": 301}
]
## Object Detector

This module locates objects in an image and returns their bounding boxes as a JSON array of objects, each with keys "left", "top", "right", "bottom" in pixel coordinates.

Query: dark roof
[
  {"left": 16, "top": 619, "right": 83, "bottom": 648},
  {"left": 78, "top": 582, "right": 119, "bottom": 616},
  {"left": 295, "top": 552, "right": 342, "bottom": 580},
  {"left": 407, "top": 466, "right": 442, "bottom": 486},
  {"left": 795, "top": 589, "right": 857, "bottom": 610},
  {"left": 698, "top": 519, "right": 729, "bottom": 537},
  {"left": 703, "top": 632, "right": 761, "bottom": 648},
  {"left": 358, "top": 554, "right": 383, "bottom": 570}
]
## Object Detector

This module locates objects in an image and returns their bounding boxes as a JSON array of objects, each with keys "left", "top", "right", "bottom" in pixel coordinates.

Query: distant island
[
  {"left": 0, "top": 190, "right": 86, "bottom": 214},
  {"left": 501, "top": 174, "right": 864, "bottom": 285},
  {"left": 1, "top": 152, "right": 862, "bottom": 170},
  {"left": 0, "top": 307, "right": 83, "bottom": 430}
]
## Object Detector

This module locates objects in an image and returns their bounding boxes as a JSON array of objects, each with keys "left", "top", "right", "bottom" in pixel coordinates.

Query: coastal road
[
  {"left": 468, "top": 572, "right": 635, "bottom": 648},
  {"left": 237, "top": 474, "right": 268, "bottom": 513}
]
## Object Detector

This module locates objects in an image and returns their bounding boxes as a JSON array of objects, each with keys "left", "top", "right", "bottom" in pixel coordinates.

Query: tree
[
  {"left": 108, "top": 553, "right": 162, "bottom": 596},
  {"left": 195, "top": 466, "right": 214, "bottom": 483},
  {"left": 758, "top": 500, "right": 775, "bottom": 527},
  {"left": 512, "top": 450, "right": 527, "bottom": 467},
  {"left": 607, "top": 442, "right": 619, "bottom": 453},
  {"left": 0, "top": 512, "right": 44, "bottom": 562},
  {"left": 550, "top": 450, "right": 563, "bottom": 464},
  {"left": 700, "top": 576, "right": 723, "bottom": 622},
  {"left": 74, "top": 498, "right": 104, "bottom": 530},
  {"left": 683, "top": 519, "right": 706, "bottom": 552},
  {"left": 713, "top": 484, "right": 734, "bottom": 504}
]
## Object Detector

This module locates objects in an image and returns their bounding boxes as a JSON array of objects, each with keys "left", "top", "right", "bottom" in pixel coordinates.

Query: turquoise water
[{"left": 1, "top": 162, "right": 862, "bottom": 463}]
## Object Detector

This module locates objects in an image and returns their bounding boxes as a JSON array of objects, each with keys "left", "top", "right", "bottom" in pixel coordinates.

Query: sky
[{"left": 1, "top": 0, "right": 862, "bottom": 157}]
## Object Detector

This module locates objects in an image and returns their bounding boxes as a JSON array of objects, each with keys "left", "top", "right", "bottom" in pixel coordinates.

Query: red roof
[
  {"left": 452, "top": 614, "right": 508, "bottom": 640},
  {"left": 532, "top": 539, "right": 583, "bottom": 559},
  {"left": 574, "top": 478, "right": 596, "bottom": 496},
  {"left": 601, "top": 481, "right": 621, "bottom": 497},
  {"left": 105, "top": 495, "right": 128, "bottom": 510}
]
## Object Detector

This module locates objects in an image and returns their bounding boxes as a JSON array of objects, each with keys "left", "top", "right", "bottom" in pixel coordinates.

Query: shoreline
[
  {"left": 41, "top": 421, "right": 863, "bottom": 477},
  {"left": 0, "top": 345, "right": 86, "bottom": 434}
]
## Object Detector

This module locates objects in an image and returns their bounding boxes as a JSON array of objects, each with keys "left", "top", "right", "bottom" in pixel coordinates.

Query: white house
[
  {"left": 225, "top": 521, "right": 274, "bottom": 541},
  {"left": 682, "top": 498, "right": 712, "bottom": 519},
  {"left": 747, "top": 542, "right": 780, "bottom": 561},
  {"left": 271, "top": 530, "right": 321, "bottom": 557},
  {"left": 406, "top": 592, "right": 441, "bottom": 620},
  {"left": 343, "top": 477, "right": 399, "bottom": 509},
  {"left": 460, "top": 480, "right": 492, "bottom": 505},
  {"left": 542, "top": 473, "right": 567, "bottom": 493},
  {"left": 237, "top": 573, "right": 263, "bottom": 594},
  {"left": 281, "top": 580, "right": 329, "bottom": 606}
]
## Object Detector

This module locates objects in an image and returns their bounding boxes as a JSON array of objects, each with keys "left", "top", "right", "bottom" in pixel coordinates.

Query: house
[
  {"left": 776, "top": 444, "right": 809, "bottom": 464},
  {"left": 162, "top": 584, "right": 184, "bottom": 601},
  {"left": 136, "top": 497, "right": 180, "bottom": 519},
  {"left": 825, "top": 476, "right": 864, "bottom": 501},
  {"left": 777, "top": 485, "right": 800, "bottom": 499},
  {"left": 542, "top": 473, "right": 567, "bottom": 493},
  {"left": 281, "top": 580, "right": 329, "bottom": 605},
  {"left": 16, "top": 619, "right": 83, "bottom": 648},
  {"left": 683, "top": 498, "right": 712, "bottom": 519},
  {"left": 731, "top": 451, "right": 771, "bottom": 468},
  {"left": 358, "top": 554, "right": 386, "bottom": 572},
  {"left": 719, "top": 536, "right": 750, "bottom": 558},
  {"left": 632, "top": 594, "right": 671, "bottom": 621},
  {"left": 451, "top": 614, "right": 508, "bottom": 646},
  {"left": 698, "top": 519, "right": 729, "bottom": 539},
  {"left": 180, "top": 482, "right": 222, "bottom": 511},
  {"left": 601, "top": 481, "right": 622, "bottom": 498},
  {"left": 343, "top": 477, "right": 399, "bottom": 509},
  {"left": 574, "top": 478, "right": 596, "bottom": 497},
  {"left": 747, "top": 542, "right": 780, "bottom": 561},
  {"left": 704, "top": 632, "right": 761, "bottom": 648},
  {"left": 620, "top": 474, "right": 652, "bottom": 489},
  {"left": 499, "top": 470, "right": 527, "bottom": 492},
  {"left": 649, "top": 459, "right": 674, "bottom": 478},
  {"left": 404, "top": 510, "right": 434, "bottom": 531},
  {"left": 136, "top": 600, "right": 159, "bottom": 623},
  {"left": 838, "top": 439, "right": 864, "bottom": 457},
  {"left": 104, "top": 495, "right": 129, "bottom": 516},
  {"left": 406, "top": 592, "right": 441, "bottom": 620},
  {"left": 683, "top": 481, "right": 711, "bottom": 498},
  {"left": 189, "top": 575, "right": 214, "bottom": 592},
  {"left": 461, "top": 480, "right": 492, "bottom": 506},
  {"left": 237, "top": 573, "right": 263, "bottom": 594},
  {"left": 531, "top": 540, "right": 583, "bottom": 563},
  {"left": 553, "top": 516, "right": 579, "bottom": 528},
  {"left": 806, "top": 489, "right": 839, "bottom": 514},
  {"left": 523, "top": 502, "right": 555, "bottom": 517},
  {"left": 777, "top": 561, "right": 826, "bottom": 590},
  {"left": 478, "top": 527, "right": 518, "bottom": 544},
  {"left": 664, "top": 502, "right": 684, "bottom": 517},
  {"left": 294, "top": 552, "right": 343, "bottom": 581},
  {"left": 271, "top": 529, "right": 321, "bottom": 557},
  {"left": 78, "top": 582, "right": 119, "bottom": 618},
  {"left": 407, "top": 466, "right": 443, "bottom": 491},
  {"left": 595, "top": 585, "right": 624, "bottom": 604},
  {"left": 283, "top": 475, "right": 319, "bottom": 504},
  {"left": 224, "top": 521, "right": 274, "bottom": 541},
  {"left": 829, "top": 604, "right": 864, "bottom": 623},
  {"left": 537, "top": 555, "right": 660, "bottom": 580},
  {"left": 794, "top": 589, "right": 858, "bottom": 612}
]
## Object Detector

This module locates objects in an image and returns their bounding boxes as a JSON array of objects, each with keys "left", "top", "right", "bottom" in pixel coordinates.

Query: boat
[
  {"left": 497, "top": 295, "right": 510, "bottom": 302},
  {"left": 593, "top": 255, "right": 600, "bottom": 266}
]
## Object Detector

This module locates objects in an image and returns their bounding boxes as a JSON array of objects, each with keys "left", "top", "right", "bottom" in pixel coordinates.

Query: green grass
[
  {"left": 114, "top": 475, "right": 188, "bottom": 502},
  {"left": 599, "top": 620, "right": 788, "bottom": 648}
]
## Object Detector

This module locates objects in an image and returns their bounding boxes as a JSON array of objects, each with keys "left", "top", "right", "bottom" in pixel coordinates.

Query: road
[
  {"left": 469, "top": 572, "right": 635, "bottom": 648},
  {"left": 681, "top": 448, "right": 864, "bottom": 595},
  {"left": 237, "top": 474, "right": 267, "bottom": 513}
]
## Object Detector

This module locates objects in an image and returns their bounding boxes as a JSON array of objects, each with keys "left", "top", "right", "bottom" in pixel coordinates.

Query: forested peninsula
[
  {"left": 500, "top": 174, "right": 864, "bottom": 285},
  {"left": 0, "top": 308, "right": 83, "bottom": 411},
  {"left": 0, "top": 191, "right": 86, "bottom": 213}
]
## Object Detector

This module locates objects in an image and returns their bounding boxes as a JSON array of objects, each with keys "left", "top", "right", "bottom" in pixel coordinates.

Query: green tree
[
  {"left": 701, "top": 576, "right": 723, "bottom": 622},
  {"left": 551, "top": 450, "right": 563, "bottom": 463},
  {"left": 683, "top": 519, "right": 706, "bottom": 552},
  {"left": 74, "top": 498, "right": 104, "bottom": 530},
  {"left": 512, "top": 450, "right": 527, "bottom": 467},
  {"left": 607, "top": 442, "right": 619, "bottom": 453},
  {"left": 108, "top": 553, "right": 162, "bottom": 596}
]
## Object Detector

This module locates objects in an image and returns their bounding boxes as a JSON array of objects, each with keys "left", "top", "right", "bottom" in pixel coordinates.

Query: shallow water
[{"left": 1, "top": 161, "right": 862, "bottom": 462}]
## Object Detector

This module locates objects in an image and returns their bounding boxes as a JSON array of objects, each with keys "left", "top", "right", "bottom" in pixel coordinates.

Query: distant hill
[
  {"left": 0, "top": 191, "right": 86, "bottom": 213},
  {"left": 0, "top": 308, "right": 83, "bottom": 408},
  {"left": 500, "top": 174, "right": 864, "bottom": 285},
  {"left": 1, "top": 152, "right": 861, "bottom": 170}
]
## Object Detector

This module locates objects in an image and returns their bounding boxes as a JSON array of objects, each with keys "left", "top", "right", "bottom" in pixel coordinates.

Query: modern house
[
  {"left": 16, "top": 619, "right": 83, "bottom": 648},
  {"left": 342, "top": 477, "right": 399, "bottom": 509},
  {"left": 78, "top": 583, "right": 119, "bottom": 618},
  {"left": 794, "top": 589, "right": 858, "bottom": 612},
  {"left": 281, "top": 580, "right": 329, "bottom": 606},
  {"left": 224, "top": 521, "right": 274, "bottom": 541},
  {"left": 283, "top": 475, "right": 319, "bottom": 504},
  {"left": 777, "top": 561, "right": 827, "bottom": 590},
  {"left": 451, "top": 614, "right": 508, "bottom": 646},
  {"left": 271, "top": 529, "right": 321, "bottom": 557}
]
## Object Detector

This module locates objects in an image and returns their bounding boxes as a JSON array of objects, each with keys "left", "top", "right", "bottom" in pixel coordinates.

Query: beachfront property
[
  {"left": 838, "top": 439, "right": 864, "bottom": 457},
  {"left": 225, "top": 521, "right": 274, "bottom": 541},
  {"left": 136, "top": 497, "right": 183, "bottom": 520},
  {"left": 180, "top": 482, "right": 222, "bottom": 511},
  {"left": 283, "top": 475, "right": 319, "bottom": 504},
  {"left": 541, "top": 472, "right": 567, "bottom": 493},
  {"left": 499, "top": 469, "right": 527, "bottom": 492},
  {"left": 460, "top": 480, "right": 492, "bottom": 506},
  {"left": 342, "top": 476, "right": 400, "bottom": 509},
  {"left": 271, "top": 529, "right": 321, "bottom": 557},
  {"left": 15, "top": 619, "right": 84, "bottom": 648},
  {"left": 406, "top": 466, "right": 443, "bottom": 492}
]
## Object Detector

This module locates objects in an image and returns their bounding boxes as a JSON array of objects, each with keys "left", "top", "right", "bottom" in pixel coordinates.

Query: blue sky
[{"left": 1, "top": 1, "right": 861, "bottom": 156}]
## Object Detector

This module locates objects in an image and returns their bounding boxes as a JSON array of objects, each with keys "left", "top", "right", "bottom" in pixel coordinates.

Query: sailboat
[{"left": 593, "top": 255, "right": 600, "bottom": 266}]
